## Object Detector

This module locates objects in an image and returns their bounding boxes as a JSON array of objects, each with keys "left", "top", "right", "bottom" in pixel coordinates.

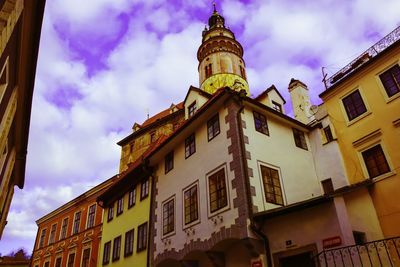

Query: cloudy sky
[{"left": 1, "top": 0, "right": 399, "bottom": 255}]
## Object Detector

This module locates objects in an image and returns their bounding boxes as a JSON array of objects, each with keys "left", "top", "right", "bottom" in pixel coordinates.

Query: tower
[
  {"left": 197, "top": 4, "right": 249, "bottom": 95},
  {"left": 288, "top": 78, "right": 314, "bottom": 124}
]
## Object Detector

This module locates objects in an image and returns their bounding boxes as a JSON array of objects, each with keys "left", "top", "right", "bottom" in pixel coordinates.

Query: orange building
[{"left": 31, "top": 176, "right": 117, "bottom": 267}]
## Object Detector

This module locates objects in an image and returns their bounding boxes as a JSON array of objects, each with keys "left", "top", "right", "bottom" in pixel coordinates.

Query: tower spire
[{"left": 213, "top": 1, "right": 217, "bottom": 13}]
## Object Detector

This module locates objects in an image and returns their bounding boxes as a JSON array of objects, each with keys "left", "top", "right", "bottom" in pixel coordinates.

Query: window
[
  {"left": 107, "top": 204, "right": 114, "bottom": 222},
  {"left": 137, "top": 222, "right": 148, "bottom": 252},
  {"left": 67, "top": 253, "right": 75, "bottom": 267},
  {"left": 72, "top": 211, "right": 81, "bottom": 235},
  {"left": 208, "top": 168, "right": 228, "bottom": 213},
  {"left": 342, "top": 90, "right": 367, "bottom": 121},
  {"left": 112, "top": 236, "right": 121, "bottom": 261},
  {"left": 184, "top": 185, "right": 198, "bottom": 225},
  {"left": 379, "top": 64, "right": 400, "bottom": 97},
  {"left": 55, "top": 257, "right": 62, "bottom": 267},
  {"left": 128, "top": 188, "right": 136, "bottom": 208},
  {"left": 362, "top": 144, "right": 390, "bottom": 178},
  {"left": 129, "top": 142, "right": 134, "bottom": 153},
  {"left": 140, "top": 178, "right": 149, "bottom": 200},
  {"left": 44, "top": 262, "right": 49, "bottom": 267},
  {"left": 82, "top": 248, "right": 90, "bottom": 267},
  {"left": 0, "top": 57, "right": 8, "bottom": 104},
  {"left": 150, "top": 131, "right": 156, "bottom": 143},
  {"left": 48, "top": 224, "right": 57, "bottom": 245},
  {"left": 261, "top": 165, "right": 283, "bottom": 205},
  {"left": 116, "top": 198, "right": 123, "bottom": 216},
  {"left": 124, "top": 229, "right": 134, "bottom": 257},
  {"left": 293, "top": 128, "right": 308, "bottom": 150},
  {"left": 87, "top": 204, "right": 96, "bottom": 228},
  {"left": 185, "top": 134, "right": 196, "bottom": 158},
  {"left": 324, "top": 125, "right": 334, "bottom": 143},
  {"left": 103, "top": 241, "right": 111, "bottom": 265},
  {"left": 165, "top": 151, "right": 174, "bottom": 174},
  {"left": 39, "top": 229, "right": 46, "bottom": 248},
  {"left": 253, "top": 111, "right": 269, "bottom": 135},
  {"left": 272, "top": 101, "right": 282, "bottom": 113},
  {"left": 188, "top": 101, "right": 197, "bottom": 118},
  {"left": 353, "top": 231, "right": 367, "bottom": 245},
  {"left": 60, "top": 218, "right": 68, "bottom": 240},
  {"left": 207, "top": 114, "right": 220, "bottom": 141},
  {"left": 205, "top": 63, "right": 213, "bottom": 78},
  {"left": 240, "top": 65, "right": 246, "bottom": 79},
  {"left": 162, "top": 198, "right": 174, "bottom": 235}
]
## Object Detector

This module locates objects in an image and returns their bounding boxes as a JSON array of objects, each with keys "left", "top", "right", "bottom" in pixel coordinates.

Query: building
[
  {"left": 96, "top": 104, "right": 184, "bottom": 267},
  {"left": 320, "top": 26, "right": 400, "bottom": 238},
  {"left": 31, "top": 176, "right": 116, "bottom": 267},
  {"left": 0, "top": 0, "right": 46, "bottom": 238}
]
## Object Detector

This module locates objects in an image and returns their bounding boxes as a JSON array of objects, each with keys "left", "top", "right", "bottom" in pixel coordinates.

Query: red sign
[
  {"left": 323, "top": 236, "right": 342, "bottom": 249},
  {"left": 252, "top": 260, "right": 262, "bottom": 267}
]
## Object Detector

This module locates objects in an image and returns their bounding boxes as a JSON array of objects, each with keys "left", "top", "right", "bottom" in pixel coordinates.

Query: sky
[{"left": 1, "top": 0, "right": 399, "bottom": 255}]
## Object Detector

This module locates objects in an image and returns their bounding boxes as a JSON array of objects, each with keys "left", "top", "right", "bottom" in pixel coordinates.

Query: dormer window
[
  {"left": 205, "top": 63, "right": 213, "bottom": 78},
  {"left": 272, "top": 101, "right": 282, "bottom": 113},
  {"left": 188, "top": 101, "right": 197, "bottom": 118}
]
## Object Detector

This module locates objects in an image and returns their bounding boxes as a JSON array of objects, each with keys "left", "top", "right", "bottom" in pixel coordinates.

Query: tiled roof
[{"left": 140, "top": 102, "right": 184, "bottom": 128}]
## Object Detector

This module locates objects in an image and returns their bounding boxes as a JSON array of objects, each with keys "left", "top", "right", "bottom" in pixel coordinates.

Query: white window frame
[
  {"left": 161, "top": 195, "right": 176, "bottom": 238},
  {"left": 86, "top": 203, "right": 96, "bottom": 229},
  {"left": 205, "top": 164, "right": 231, "bottom": 218},
  {"left": 59, "top": 216, "right": 69, "bottom": 240},
  {"left": 257, "top": 161, "right": 287, "bottom": 210},
  {"left": 375, "top": 60, "right": 400, "bottom": 103},
  {"left": 182, "top": 180, "right": 201, "bottom": 229},
  {"left": 48, "top": 223, "right": 57, "bottom": 245}
]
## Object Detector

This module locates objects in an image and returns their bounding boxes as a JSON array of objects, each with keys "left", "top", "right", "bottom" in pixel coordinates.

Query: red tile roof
[{"left": 140, "top": 102, "right": 184, "bottom": 128}]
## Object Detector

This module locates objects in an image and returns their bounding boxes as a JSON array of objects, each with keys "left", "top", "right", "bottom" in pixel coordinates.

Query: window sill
[
  {"left": 371, "top": 171, "right": 396, "bottom": 183},
  {"left": 161, "top": 230, "right": 175, "bottom": 240},
  {"left": 385, "top": 92, "right": 400, "bottom": 104},
  {"left": 322, "top": 138, "right": 338, "bottom": 146},
  {"left": 346, "top": 111, "right": 372, "bottom": 127},
  {"left": 208, "top": 204, "right": 230, "bottom": 220},
  {"left": 183, "top": 219, "right": 201, "bottom": 231}
]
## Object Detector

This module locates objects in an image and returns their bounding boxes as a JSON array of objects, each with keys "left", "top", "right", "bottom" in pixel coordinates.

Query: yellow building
[
  {"left": 320, "top": 26, "right": 400, "bottom": 237},
  {"left": 97, "top": 105, "right": 184, "bottom": 267},
  {"left": 0, "top": 0, "right": 45, "bottom": 238}
]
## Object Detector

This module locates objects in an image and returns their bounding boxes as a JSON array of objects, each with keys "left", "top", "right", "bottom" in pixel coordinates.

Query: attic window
[
  {"left": 272, "top": 101, "right": 282, "bottom": 113},
  {"left": 188, "top": 101, "right": 197, "bottom": 118},
  {"left": 150, "top": 131, "right": 156, "bottom": 143}
]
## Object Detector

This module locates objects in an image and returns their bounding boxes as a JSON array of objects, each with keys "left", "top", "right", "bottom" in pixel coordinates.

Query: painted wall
[
  {"left": 153, "top": 104, "right": 241, "bottom": 259},
  {"left": 184, "top": 90, "right": 210, "bottom": 119},
  {"left": 242, "top": 106, "right": 322, "bottom": 212},
  {"left": 97, "top": 180, "right": 151, "bottom": 267},
  {"left": 321, "top": 43, "right": 400, "bottom": 237}
]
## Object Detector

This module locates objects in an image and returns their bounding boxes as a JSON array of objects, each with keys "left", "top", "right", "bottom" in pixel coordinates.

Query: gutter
[{"left": 235, "top": 91, "right": 273, "bottom": 267}]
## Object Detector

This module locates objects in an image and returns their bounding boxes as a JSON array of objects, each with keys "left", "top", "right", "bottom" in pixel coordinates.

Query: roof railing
[{"left": 324, "top": 26, "right": 400, "bottom": 89}]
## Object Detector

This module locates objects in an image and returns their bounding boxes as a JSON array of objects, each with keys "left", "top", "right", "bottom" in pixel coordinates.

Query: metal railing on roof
[{"left": 324, "top": 26, "right": 400, "bottom": 89}]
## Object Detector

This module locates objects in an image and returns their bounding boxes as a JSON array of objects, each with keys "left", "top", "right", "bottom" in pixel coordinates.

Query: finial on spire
[{"left": 212, "top": 1, "right": 217, "bottom": 13}]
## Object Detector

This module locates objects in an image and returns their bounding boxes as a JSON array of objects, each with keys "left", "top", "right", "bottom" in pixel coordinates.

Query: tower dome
[{"left": 197, "top": 4, "right": 249, "bottom": 95}]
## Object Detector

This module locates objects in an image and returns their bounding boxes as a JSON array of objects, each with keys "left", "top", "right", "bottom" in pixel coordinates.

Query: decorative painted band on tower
[{"left": 197, "top": 5, "right": 250, "bottom": 95}]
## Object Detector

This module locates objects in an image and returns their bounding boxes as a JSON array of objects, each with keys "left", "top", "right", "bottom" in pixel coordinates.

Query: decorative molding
[{"left": 352, "top": 129, "right": 381, "bottom": 147}]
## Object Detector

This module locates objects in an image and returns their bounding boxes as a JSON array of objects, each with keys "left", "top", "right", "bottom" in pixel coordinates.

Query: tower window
[
  {"left": 240, "top": 65, "right": 246, "bottom": 80},
  {"left": 205, "top": 63, "right": 213, "bottom": 78}
]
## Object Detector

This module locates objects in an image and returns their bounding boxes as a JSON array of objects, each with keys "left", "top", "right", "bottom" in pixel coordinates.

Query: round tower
[{"left": 197, "top": 4, "right": 249, "bottom": 95}]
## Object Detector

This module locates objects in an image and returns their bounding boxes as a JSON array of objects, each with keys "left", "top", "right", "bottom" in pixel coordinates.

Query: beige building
[{"left": 0, "top": 0, "right": 46, "bottom": 238}]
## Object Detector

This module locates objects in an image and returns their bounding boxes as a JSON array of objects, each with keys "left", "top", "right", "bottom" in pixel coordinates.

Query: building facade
[
  {"left": 0, "top": 0, "right": 45, "bottom": 238},
  {"left": 320, "top": 26, "right": 400, "bottom": 238},
  {"left": 31, "top": 177, "right": 116, "bottom": 267}
]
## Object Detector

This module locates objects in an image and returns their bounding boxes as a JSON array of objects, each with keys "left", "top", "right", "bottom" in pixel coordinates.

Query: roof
[
  {"left": 255, "top": 84, "right": 287, "bottom": 104},
  {"left": 183, "top": 85, "right": 212, "bottom": 105},
  {"left": 117, "top": 102, "right": 184, "bottom": 146},
  {"left": 320, "top": 26, "right": 400, "bottom": 98}
]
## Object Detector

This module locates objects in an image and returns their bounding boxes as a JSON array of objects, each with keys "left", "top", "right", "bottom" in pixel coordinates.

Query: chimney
[{"left": 288, "top": 78, "right": 314, "bottom": 124}]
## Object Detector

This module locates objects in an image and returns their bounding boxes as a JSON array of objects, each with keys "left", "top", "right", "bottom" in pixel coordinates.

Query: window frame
[
  {"left": 0, "top": 57, "right": 9, "bottom": 104},
  {"left": 60, "top": 217, "right": 69, "bottom": 240},
  {"left": 185, "top": 133, "right": 196, "bottom": 159},
  {"left": 72, "top": 211, "right": 81, "bottom": 235},
  {"left": 140, "top": 178, "right": 149, "bottom": 200},
  {"left": 112, "top": 236, "right": 122, "bottom": 262},
  {"left": 206, "top": 165, "right": 230, "bottom": 216},
  {"left": 361, "top": 144, "right": 391, "bottom": 179},
  {"left": 107, "top": 204, "right": 114, "bottom": 222},
  {"left": 86, "top": 204, "right": 96, "bottom": 229},
  {"left": 162, "top": 196, "right": 175, "bottom": 237},
  {"left": 260, "top": 164, "right": 285, "bottom": 206},
  {"left": 54, "top": 257, "right": 62, "bottom": 267},
  {"left": 48, "top": 223, "right": 57, "bottom": 245},
  {"left": 188, "top": 101, "right": 197, "bottom": 118},
  {"left": 102, "top": 241, "right": 111, "bottom": 265},
  {"left": 271, "top": 101, "right": 282, "bottom": 113},
  {"left": 165, "top": 151, "right": 174, "bottom": 174},
  {"left": 116, "top": 197, "right": 124, "bottom": 216},
  {"left": 128, "top": 188, "right": 136, "bottom": 209},
  {"left": 341, "top": 89, "right": 369, "bottom": 122},
  {"left": 207, "top": 114, "right": 220, "bottom": 141},
  {"left": 81, "top": 247, "right": 91, "bottom": 267},
  {"left": 253, "top": 111, "right": 269, "bottom": 135},
  {"left": 183, "top": 182, "right": 199, "bottom": 227},
  {"left": 378, "top": 63, "right": 400, "bottom": 99},
  {"left": 323, "top": 125, "right": 334, "bottom": 143},
  {"left": 67, "top": 253, "right": 75, "bottom": 267},
  {"left": 137, "top": 222, "right": 148, "bottom": 252},
  {"left": 292, "top": 128, "right": 308, "bottom": 150},
  {"left": 124, "top": 229, "right": 135, "bottom": 257},
  {"left": 38, "top": 228, "right": 47, "bottom": 248}
]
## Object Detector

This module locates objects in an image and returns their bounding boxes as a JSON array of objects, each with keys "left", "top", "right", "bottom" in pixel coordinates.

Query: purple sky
[{"left": 1, "top": 0, "right": 399, "bottom": 255}]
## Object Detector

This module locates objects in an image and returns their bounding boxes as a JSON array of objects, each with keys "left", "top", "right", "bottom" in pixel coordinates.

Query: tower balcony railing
[
  {"left": 324, "top": 26, "right": 400, "bottom": 89},
  {"left": 313, "top": 236, "right": 400, "bottom": 267}
]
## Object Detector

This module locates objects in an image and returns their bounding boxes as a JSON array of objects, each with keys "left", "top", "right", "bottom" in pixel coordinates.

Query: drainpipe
[
  {"left": 235, "top": 91, "right": 273, "bottom": 267},
  {"left": 144, "top": 162, "right": 154, "bottom": 267}
]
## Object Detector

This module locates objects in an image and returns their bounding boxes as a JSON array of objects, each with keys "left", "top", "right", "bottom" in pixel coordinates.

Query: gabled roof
[
  {"left": 254, "top": 85, "right": 286, "bottom": 104},
  {"left": 183, "top": 85, "right": 212, "bottom": 104}
]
